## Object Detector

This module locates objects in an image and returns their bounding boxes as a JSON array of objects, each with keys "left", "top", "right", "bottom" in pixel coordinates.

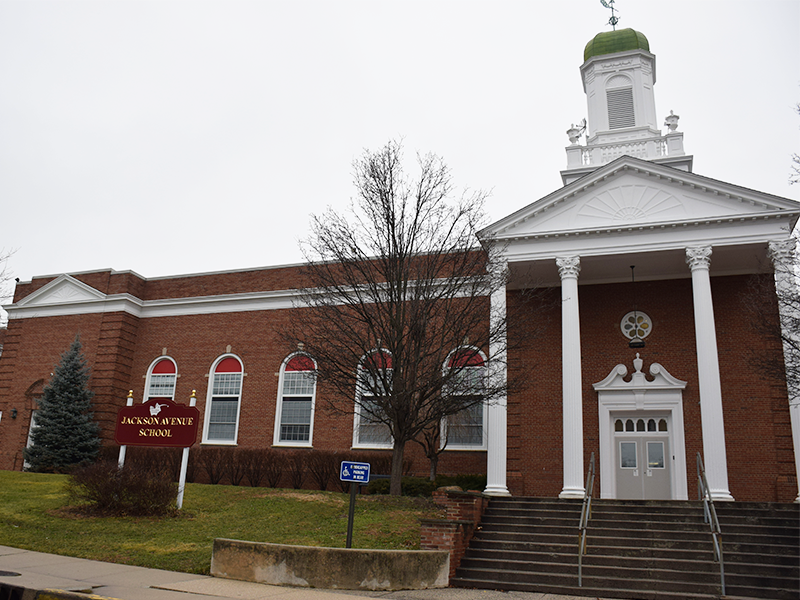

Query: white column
[
  {"left": 485, "top": 261, "right": 510, "bottom": 496},
  {"left": 768, "top": 239, "right": 800, "bottom": 503},
  {"left": 557, "top": 256, "right": 585, "bottom": 499},
  {"left": 686, "top": 246, "right": 734, "bottom": 501}
]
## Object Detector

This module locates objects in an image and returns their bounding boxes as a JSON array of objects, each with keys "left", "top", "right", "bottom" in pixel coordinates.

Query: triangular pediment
[
  {"left": 483, "top": 156, "right": 800, "bottom": 239},
  {"left": 16, "top": 275, "right": 107, "bottom": 307}
]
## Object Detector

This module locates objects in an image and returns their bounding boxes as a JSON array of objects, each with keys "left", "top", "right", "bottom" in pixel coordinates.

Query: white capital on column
[
  {"left": 485, "top": 259, "right": 510, "bottom": 496},
  {"left": 686, "top": 246, "right": 734, "bottom": 501},
  {"left": 769, "top": 238, "right": 800, "bottom": 503},
  {"left": 557, "top": 256, "right": 585, "bottom": 499}
]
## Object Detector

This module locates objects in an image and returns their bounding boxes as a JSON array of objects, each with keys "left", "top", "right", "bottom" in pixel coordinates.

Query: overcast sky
[{"left": 1, "top": 0, "right": 798, "bottom": 317}]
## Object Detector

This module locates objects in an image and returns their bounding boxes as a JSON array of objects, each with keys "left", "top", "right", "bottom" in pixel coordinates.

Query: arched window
[
  {"left": 144, "top": 357, "right": 177, "bottom": 402},
  {"left": 444, "top": 348, "right": 487, "bottom": 449},
  {"left": 203, "top": 355, "right": 243, "bottom": 444},
  {"left": 274, "top": 354, "right": 317, "bottom": 446},
  {"left": 354, "top": 350, "right": 392, "bottom": 448}
]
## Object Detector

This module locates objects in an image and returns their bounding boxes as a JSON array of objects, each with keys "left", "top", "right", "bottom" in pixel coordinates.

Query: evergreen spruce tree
[{"left": 24, "top": 336, "right": 101, "bottom": 472}]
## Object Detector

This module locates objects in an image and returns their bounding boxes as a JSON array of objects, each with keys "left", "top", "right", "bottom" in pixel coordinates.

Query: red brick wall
[
  {"left": 506, "top": 274, "right": 794, "bottom": 502},
  {"left": 1, "top": 267, "right": 795, "bottom": 502},
  {"left": 421, "top": 490, "right": 489, "bottom": 578}
]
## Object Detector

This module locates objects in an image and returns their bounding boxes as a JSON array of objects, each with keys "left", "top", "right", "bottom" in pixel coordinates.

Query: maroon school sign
[{"left": 114, "top": 398, "right": 200, "bottom": 447}]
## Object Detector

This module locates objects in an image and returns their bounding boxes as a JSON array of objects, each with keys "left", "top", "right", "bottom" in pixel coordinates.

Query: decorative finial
[
  {"left": 297, "top": 342, "right": 305, "bottom": 351},
  {"left": 664, "top": 110, "right": 680, "bottom": 132},
  {"left": 600, "top": 0, "right": 620, "bottom": 30},
  {"left": 567, "top": 118, "right": 586, "bottom": 145},
  {"left": 633, "top": 353, "right": 643, "bottom": 373},
  {"left": 127, "top": 390, "right": 133, "bottom": 398},
  {"left": 191, "top": 389, "right": 196, "bottom": 398}
]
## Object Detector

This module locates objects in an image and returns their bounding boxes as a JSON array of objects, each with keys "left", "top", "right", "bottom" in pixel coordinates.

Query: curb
[{"left": 0, "top": 584, "right": 121, "bottom": 600}]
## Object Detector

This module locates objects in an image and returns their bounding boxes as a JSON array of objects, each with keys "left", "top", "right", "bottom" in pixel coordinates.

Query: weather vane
[{"left": 600, "top": 0, "right": 620, "bottom": 30}]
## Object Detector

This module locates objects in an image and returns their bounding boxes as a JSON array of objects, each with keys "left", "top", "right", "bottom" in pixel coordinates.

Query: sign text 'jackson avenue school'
[{"left": 114, "top": 398, "right": 200, "bottom": 447}]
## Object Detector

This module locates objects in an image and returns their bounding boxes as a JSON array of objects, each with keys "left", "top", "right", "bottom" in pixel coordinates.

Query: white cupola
[{"left": 562, "top": 28, "right": 693, "bottom": 185}]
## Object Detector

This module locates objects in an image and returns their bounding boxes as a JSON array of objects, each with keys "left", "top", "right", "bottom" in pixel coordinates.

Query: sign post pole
[
  {"left": 339, "top": 461, "right": 370, "bottom": 549},
  {"left": 117, "top": 391, "right": 134, "bottom": 469},
  {"left": 346, "top": 481, "right": 358, "bottom": 548},
  {"left": 176, "top": 390, "right": 197, "bottom": 510}
]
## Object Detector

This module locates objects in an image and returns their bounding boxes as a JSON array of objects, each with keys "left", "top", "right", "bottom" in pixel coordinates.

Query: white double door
[{"left": 614, "top": 416, "right": 671, "bottom": 500}]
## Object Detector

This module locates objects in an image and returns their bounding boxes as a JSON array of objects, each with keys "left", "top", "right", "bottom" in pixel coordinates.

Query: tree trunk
[
  {"left": 390, "top": 441, "right": 406, "bottom": 496},
  {"left": 429, "top": 452, "right": 438, "bottom": 481}
]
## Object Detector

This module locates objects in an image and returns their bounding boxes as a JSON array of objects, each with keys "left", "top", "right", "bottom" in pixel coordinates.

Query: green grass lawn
[{"left": 0, "top": 470, "right": 441, "bottom": 574}]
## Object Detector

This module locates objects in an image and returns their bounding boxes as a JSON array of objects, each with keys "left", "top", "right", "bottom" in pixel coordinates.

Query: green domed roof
[{"left": 583, "top": 28, "right": 650, "bottom": 62}]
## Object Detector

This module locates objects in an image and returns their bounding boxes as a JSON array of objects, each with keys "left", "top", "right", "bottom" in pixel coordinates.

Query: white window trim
[
  {"left": 202, "top": 354, "right": 244, "bottom": 445},
  {"left": 352, "top": 350, "right": 393, "bottom": 449},
  {"left": 273, "top": 353, "right": 317, "bottom": 448},
  {"left": 143, "top": 356, "right": 178, "bottom": 403},
  {"left": 441, "top": 347, "right": 488, "bottom": 451}
]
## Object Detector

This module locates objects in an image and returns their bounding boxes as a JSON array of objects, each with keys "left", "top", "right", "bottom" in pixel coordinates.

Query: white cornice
[{"left": 5, "top": 288, "right": 302, "bottom": 321}]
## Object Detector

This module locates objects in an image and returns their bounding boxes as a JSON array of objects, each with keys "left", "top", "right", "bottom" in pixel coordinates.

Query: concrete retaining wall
[{"left": 210, "top": 539, "right": 449, "bottom": 590}]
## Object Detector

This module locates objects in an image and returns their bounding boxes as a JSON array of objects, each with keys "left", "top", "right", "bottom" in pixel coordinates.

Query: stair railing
[
  {"left": 577, "top": 451, "right": 595, "bottom": 587},
  {"left": 696, "top": 452, "right": 726, "bottom": 596}
]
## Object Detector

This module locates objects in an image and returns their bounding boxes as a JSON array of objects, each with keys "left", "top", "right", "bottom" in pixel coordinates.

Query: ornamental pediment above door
[{"left": 483, "top": 156, "right": 799, "bottom": 240}]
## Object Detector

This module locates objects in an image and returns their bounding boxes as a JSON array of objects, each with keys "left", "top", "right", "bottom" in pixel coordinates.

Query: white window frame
[
  {"left": 352, "top": 350, "right": 393, "bottom": 449},
  {"left": 442, "top": 347, "right": 488, "bottom": 451},
  {"left": 143, "top": 356, "right": 178, "bottom": 403},
  {"left": 23, "top": 410, "right": 38, "bottom": 470},
  {"left": 202, "top": 354, "right": 244, "bottom": 445},
  {"left": 273, "top": 353, "right": 317, "bottom": 447}
]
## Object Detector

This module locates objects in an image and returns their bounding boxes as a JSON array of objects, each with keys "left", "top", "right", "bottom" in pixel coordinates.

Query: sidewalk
[{"left": 0, "top": 546, "right": 608, "bottom": 600}]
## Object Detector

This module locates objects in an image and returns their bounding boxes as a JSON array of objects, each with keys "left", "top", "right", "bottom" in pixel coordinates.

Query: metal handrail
[
  {"left": 697, "top": 452, "right": 726, "bottom": 596},
  {"left": 578, "top": 452, "right": 595, "bottom": 587}
]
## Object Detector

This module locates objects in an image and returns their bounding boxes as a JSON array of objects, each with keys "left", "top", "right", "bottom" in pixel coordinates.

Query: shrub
[
  {"left": 197, "top": 447, "right": 227, "bottom": 484},
  {"left": 288, "top": 451, "right": 305, "bottom": 489},
  {"left": 264, "top": 449, "right": 283, "bottom": 488},
  {"left": 227, "top": 448, "right": 247, "bottom": 486},
  {"left": 366, "top": 473, "right": 486, "bottom": 496},
  {"left": 306, "top": 450, "right": 338, "bottom": 491},
  {"left": 437, "top": 473, "right": 487, "bottom": 492},
  {"left": 68, "top": 460, "right": 177, "bottom": 516}
]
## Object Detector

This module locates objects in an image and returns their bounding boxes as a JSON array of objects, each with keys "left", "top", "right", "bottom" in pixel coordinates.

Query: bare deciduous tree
[
  {"left": 0, "top": 249, "right": 15, "bottom": 327},
  {"left": 289, "top": 140, "right": 529, "bottom": 495},
  {"left": 743, "top": 239, "right": 800, "bottom": 405}
]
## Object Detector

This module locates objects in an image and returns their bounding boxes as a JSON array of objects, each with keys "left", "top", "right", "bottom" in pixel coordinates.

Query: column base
[
  {"left": 483, "top": 485, "right": 511, "bottom": 496},
  {"left": 559, "top": 487, "right": 585, "bottom": 499},
  {"left": 710, "top": 490, "right": 735, "bottom": 502}
]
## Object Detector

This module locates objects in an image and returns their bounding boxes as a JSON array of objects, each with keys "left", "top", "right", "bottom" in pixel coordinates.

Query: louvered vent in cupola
[{"left": 607, "top": 87, "right": 635, "bottom": 129}]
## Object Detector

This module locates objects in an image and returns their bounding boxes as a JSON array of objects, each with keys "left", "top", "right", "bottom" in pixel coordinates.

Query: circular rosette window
[{"left": 621, "top": 311, "right": 652, "bottom": 341}]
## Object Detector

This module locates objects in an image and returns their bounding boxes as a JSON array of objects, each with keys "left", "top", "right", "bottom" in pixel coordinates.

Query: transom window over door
[
  {"left": 354, "top": 350, "right": 393, "bottom": 448},
  {"left": 274, "top": 354, "right": 317, "bottom": 446},
  {"left": 444, "top": 348, "right": 487, "bottom": 449},
  {"left": 204, "top": 355, "right": 243, "bottom": 444},
  {"left": 145, "top": 357, "right": 177, "bottom": 402}
]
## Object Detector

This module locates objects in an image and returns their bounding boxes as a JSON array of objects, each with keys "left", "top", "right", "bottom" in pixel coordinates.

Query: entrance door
[{"left": 614, "top": 417, "right": 671, "bottom": 500}]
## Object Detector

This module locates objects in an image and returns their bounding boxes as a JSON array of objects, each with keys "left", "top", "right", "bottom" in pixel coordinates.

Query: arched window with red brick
[
  {"left": 444, "top": 347, "right": 487, "bottom": 449},
  {"left": 273, "top": 353, "right": 317, "bottom": 446},
  {"left": 353, "top": 349, "right": 393, "bottom": 448},
  {"left": 202, "top": 355, "right": 243, "bottom": 444},
  {"left": 144, "top": 357, "right": 178, "bottom": 402}
]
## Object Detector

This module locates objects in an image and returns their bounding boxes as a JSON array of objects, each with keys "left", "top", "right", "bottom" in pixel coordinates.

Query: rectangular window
[
  {"left": 620, "top": 441, "right": 637, "bottom": 468},
  {"left": 647, "top": 441, "right": 665, "bottom": 469},
  {"left": 447, "top": 402, "right": 484, "bottom": 446},
  {"left": 358, "top": 395, "right": 392, "bottom": 445},
  {"left": 207, "top": 373, "right": 242, "bottom": 442},
  {"left": 147, "top": 374, "right": 176, "bottom": 400},
  {"left": 278, "top": 371, "right": 314, "bottom": 443}
]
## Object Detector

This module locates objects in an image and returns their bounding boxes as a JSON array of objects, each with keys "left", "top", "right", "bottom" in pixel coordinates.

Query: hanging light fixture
[{"left": 628, "top": 265, "right": 645, "bottom": 349}]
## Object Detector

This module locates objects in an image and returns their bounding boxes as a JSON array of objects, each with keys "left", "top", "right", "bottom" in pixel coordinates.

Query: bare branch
[{"left": 286, "top": 140, "right": 542, "bottom": 494}]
